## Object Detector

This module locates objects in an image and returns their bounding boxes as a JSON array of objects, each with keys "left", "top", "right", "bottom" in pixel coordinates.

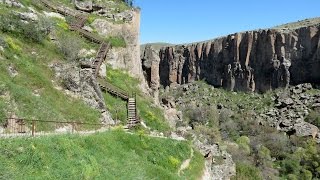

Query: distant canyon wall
[{"left": 142, "top": 25, "right": 320, "bottom": 93}]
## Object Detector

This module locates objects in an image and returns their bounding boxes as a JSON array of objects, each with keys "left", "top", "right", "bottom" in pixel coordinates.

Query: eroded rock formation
[
  {"left": 50, "top": 62, "right": 114, "bottom": 125},
  {"left": 142, "top": 25, "right": 320, "bottom": 93}
]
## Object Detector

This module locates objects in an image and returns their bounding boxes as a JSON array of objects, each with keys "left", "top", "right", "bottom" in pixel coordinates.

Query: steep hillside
[
  {"left": 0, "top": 1, "right": 206, "bottom": 179},
  {"left": 0, "top": 0, "right": 169, "bottom": 131},
  {"left": 0, "top": 4, "right": 101, "bottom": 125}
]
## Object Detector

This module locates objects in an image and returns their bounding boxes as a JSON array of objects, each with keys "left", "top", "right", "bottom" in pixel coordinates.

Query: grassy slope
[
  {"left": 0, "top": 35, "right": 101, "bottom": 125},
  {"left": 0, "top": 2, "right": 103, "bottom": 127},
  {"left": 0, "top": 130, "right": 204, "bottom": 179}
]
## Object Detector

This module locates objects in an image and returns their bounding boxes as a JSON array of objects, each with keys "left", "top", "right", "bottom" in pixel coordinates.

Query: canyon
[{"left": 142, "top": 18, "right": 320, "bottom": 93}]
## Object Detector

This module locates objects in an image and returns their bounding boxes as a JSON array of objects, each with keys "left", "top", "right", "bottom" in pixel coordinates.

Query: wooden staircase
[
  {"left": 69, "top": 14, "right": 88, "bottom": 30},
  {"left": 74, "top": 28, "right": 103, "bottom": 44},
  {"left": 127, "top": 97, "right": 139, "bottom": 128},
  {"left": 98, "top": 79, "right": 129, "bottom": 100},
  {"left": 40, "top": 0, "right": 140, "bottom": 128},
  {"left": 40, "top": 0, "right": 77, "bottom": 17},
  {"left": 98, "top": 79, "right": 140, "bottom": 127},
  {"left": 92, "top": 42, "right": 111, "bottom": 77}
]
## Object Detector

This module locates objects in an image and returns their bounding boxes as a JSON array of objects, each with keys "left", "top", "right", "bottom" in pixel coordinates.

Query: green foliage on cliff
[{"left": 0, "top": 130, "right": 201, "bottom": 179}]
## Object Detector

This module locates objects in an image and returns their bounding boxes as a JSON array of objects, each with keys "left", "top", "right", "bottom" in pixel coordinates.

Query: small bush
[
  {"left": 56, "top": 33, "right": 82, "bottom": 61},
  {"left": 305, "top": 110, "right": 320, "bottom": 128},
  {"left": 168, "top": 156, "right": 180, "bottom": 168},
  {"left": 236, "top": 136, "right": 251, "bottom": 154},
  {"left": 232, "top": 163, "right": 263, "bottom": 180},
  {"left": 6, "top": 37, "right": 21, "bottom": 52}
]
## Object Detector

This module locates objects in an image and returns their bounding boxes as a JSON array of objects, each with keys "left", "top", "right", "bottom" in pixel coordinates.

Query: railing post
[
  {"left": 72, "top": 122, "right": 75, "bottom": 133},
  {"left": 32, "top": 120, "right": 35, "bottom": 137},
  {"left": 135, "top": 93, "right": 138, "bottom": 120}
]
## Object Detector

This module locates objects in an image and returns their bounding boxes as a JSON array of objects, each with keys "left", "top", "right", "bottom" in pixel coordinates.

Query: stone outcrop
[
  {"left": 0, "top": 0, "right": 24, "bottom": 8},
  {"left": 142, "top": 24, "right": 320, "bottom": 93},
  {"left": 50, "top": 62, "right": 114, "bottom": 125},
  {"left": 141, "top": 45, "right": 161, "bottom": 103},
  {"left": 74, "top": 0, "right": 93, "bottom": 12},
  {"left": 194, "top": 140, "right": 236, "bottom": 180},
  {"left": 91, "top": 10, "right": 144, "bottom": 81}
]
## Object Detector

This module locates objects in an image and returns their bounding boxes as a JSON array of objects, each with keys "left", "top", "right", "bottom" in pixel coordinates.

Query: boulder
[
  {"left": 294, "top": 122, "right": 319, "bottom": 138},
  {"left": 75, "top": 0, "right": 93, "bottom": 12},
  {"left": 82, "top": 26, "right": 93, "bottom": 32},
  {"left": 194, "top": 139, "right": 236, "bottom": 180},
  {"left": 7, "top": 65, "right": 18, "bottom": 77},
  {"left": 0, "top": 0, "right": 24, "bottom": 8},
  {"left": 43, "top": 11, "right": 65, "bottom": 20},
  {"left": 100, "top": 110, "right": 114, "bottom": 125},
  {"left": 18, "top": 12, "right": 38, "bottom": 21}
]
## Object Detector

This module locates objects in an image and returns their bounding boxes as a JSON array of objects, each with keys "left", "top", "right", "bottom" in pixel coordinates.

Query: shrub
[
  {"left": 236, "top": 136, "right": 251, "bottom": 154},
  {"left": 122, "top": 0, "right": 134, "bottom": 7},
  {"left": 168, "top": 156, "right": 180, "bottom": 168},
  {"left": 259, "top": 132, "right": 290, "bottom": 159},
  {"left": 305, "top": 110, "right": 320, "bottom": 128},
  {"left": 232, "top": 162, "right": 263, "bottom": 180},
  {"left": 186, "top": 106, "right": 219, "bottom": 127},
  {"left": 194, "top": 125, "right": 221, "bottom": 144},
  {"left": 56, "top": 33, "right": 82, "bottom": 61},
  {"left": 5, "top": 37, "right": 21, "bottom": 52}
]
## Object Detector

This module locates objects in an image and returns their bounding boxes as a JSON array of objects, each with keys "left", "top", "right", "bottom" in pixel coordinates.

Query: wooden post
[
  {"left": 32, "top": 120, "right": 35, "bottom": 137},
  {"left": 72, "top": 122, "right": 75, "bottom": 133}
]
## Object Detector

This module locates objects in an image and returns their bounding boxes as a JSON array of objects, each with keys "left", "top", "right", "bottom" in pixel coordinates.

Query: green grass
[
  {"left": 104, "top": 93, "right": 127, "bottom": 123},
  {"left": 107, "top": 36, "right": 127, "bottom": 48},
  {"left": 105, "top": 67, "right": 171, "bottom": 132},
  {"left": 180, "top": 150, "right": 205, "bottom": 179},
  {"left": 0, "top": 130, "right": 203, "bottom": 179}
]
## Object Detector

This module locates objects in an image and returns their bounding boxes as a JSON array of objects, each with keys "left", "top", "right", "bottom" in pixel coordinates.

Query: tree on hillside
[{"left": 122, "top": 0, "right": 133, "bottom": 7}]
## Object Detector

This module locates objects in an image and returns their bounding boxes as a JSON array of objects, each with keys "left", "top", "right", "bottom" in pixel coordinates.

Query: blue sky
[{"left": 135, "top": 0, "right": 320, "bottom": 44}]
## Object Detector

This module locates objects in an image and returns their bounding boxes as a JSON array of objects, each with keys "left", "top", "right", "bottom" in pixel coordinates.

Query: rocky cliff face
[
  {"left": 92, "top": 10, "right": 146, "bottom": 84},
  {"left": 142, "top": 24, "right": 320, "bottom": 93}
]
